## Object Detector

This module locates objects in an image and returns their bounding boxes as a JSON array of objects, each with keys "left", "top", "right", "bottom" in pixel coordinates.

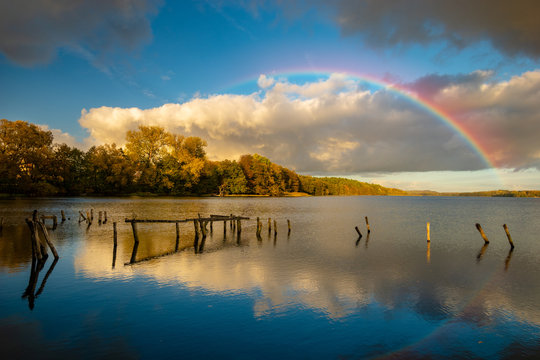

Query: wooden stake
[
  {"left": 256, "top": 217, "right": 261, "bottom": 236},
  {"left": 503, "top": 224, "right": 515, "bottom": 249},
  {"left": 193, "top": 220, "right": 200, "bottom": 238},
  {"left": 113, "top": 222, "right": 118, "bottom": 247},
  {"left": 287, "top": 219, "right": 291, "bottom": 234},
  {"left": 365, "top": 216, "right": 371, "bottom": 233},
  {"left": 237, "top": 219, "right": 242, "bottom": 235},
  {"left": 104, "top": 211, "right": 108, "bottom": 224},
  {"left": 61, "top": 210, "right": 66, "bottom": 222},
  {"left": 426, "top": 222, "right": 430, "bottom": 242},
  {"left": 175, "top": 222, "right": 180, "bottom": 251},
  {"left": 36, "top": 221, "right": 59, "bottom": 259},
  {"left": 475, "top": 223, "right": 489, "bottom": 244},
  {"left": 223, "top": 220, "right": 227, "bottom": 236},
  {"left": 131, "top": 221, "right": 140, "bottom": 244},
  {"left": 98, "top": 211, "right": 102, "bottom": 225},
  {"left": 355, "top": 226, "right": 362, "bottom": 238}
]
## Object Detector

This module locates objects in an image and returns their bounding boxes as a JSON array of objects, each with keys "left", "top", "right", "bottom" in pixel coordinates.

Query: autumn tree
[
  {"left": 84, "top": 144, "right": 134, "bottom": 194},
  {"left": 0, "top": 119, "right": 56, "bottom": 195}
]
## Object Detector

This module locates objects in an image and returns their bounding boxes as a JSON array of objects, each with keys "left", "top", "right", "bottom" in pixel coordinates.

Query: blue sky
[{"left": 1, "top": 1, "right": 539, "bottom": 191}]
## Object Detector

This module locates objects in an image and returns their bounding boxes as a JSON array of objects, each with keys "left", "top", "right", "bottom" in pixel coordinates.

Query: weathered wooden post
[
  {"left": 223, "top": 220, "right": 227, "bottom": 236},
  {"left": 268, "top": 218, "right": 272, "bottom": 234},
  {"left": 175, "top": 222, "right": 180, "bottom": 251},
  {"left": 426, "top": 222, "right": 430, "bottom": 242},
  {"left": 112, "top": 223, "right": 118, "bottom": 268},
  {"left": 61, "top": 210, "right": 66, "bottom": 222},
  {"left": 33, "top": 211, "right": 48, "bottom": 258},
  {"left": 193, "top": 220, "right": 200, "bottom": 238},
  {"left": 210, "top": 220, "right": 213, "bottom": 233},
  {"left": 130, "top": 221, "right": 139, "bottom": 264},
  {"left": 113, "top": 222, "right": 118, "bottom": 247},
  {"left": 355, "top": 226, "right": 362, "bottom": 238},
  {"left": 365, "top": 216, "right": 371, "bottom": 233},
  {"left": 131, "top": 221, "right": 140, "bottom": 244},
  {"left": 230, "top": 214, "right": 233, "bottom": 229},
  {"left": 104, "top": 211, "right": 108, "bottom": 224},
  {"left": 98, "top": 211, "right": 102, "bottom": 225},
  {"left": 287, "top": 219, "right": 291, "bottom": 234},
  {"left": 503, "top": 224, "right": 515, "bottom": 249},
  {"left": 36, "top": 220, "right": 59, "bottom": 259},
  {"left": 475, "top": 223, "right": 489, "bottom": 244},
  {"left": 273, "top": 219, "right": 277, "bottom": 235},
  {"left": 237, "top": 218, "right": 242, "bottom": 235}
]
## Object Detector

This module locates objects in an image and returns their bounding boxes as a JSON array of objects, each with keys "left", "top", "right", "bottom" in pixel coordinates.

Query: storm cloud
[
  {"left": 0, "top": 0, "right": 160, "bottom": 66},
  {"left": 270, "top": 0, "right": 540, "bottom": 59}
]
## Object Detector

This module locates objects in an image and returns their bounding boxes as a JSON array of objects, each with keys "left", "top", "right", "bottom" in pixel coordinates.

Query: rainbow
[{"left": 223, "top": 69, "right": 499, "bottom": 172}]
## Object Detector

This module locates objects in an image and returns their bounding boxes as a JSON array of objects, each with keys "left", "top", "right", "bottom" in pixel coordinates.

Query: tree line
[{"left": 0, "top": 119, "right": 405, "bottom": 197}]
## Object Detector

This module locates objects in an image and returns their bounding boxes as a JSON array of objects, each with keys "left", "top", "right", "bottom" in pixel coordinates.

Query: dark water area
[{"left": 1, "top": 196, "right": 540, "bottom": 359}]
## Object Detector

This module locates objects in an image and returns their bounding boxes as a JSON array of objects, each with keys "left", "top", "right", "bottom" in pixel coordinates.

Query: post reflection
[
  {"left": 476, "top": 243, "right": 489, "bottom": 262},
  {"left": 22, "top": 256, "right": 58, "bottom": 310}
]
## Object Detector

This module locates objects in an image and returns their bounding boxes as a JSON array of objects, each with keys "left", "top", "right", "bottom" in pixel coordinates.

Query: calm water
[{"left": 1, "top": 196, "right": 540, "bottom": 359}]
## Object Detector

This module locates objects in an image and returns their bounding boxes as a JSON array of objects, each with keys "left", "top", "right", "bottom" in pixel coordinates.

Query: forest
[{"left": 0, "top": 119, "right": 405, "bottom": 197}]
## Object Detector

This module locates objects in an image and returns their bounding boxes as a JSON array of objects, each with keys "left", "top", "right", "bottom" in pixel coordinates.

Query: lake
[{"left": 1, "top": 196, "right": 540, "bottom": 359}]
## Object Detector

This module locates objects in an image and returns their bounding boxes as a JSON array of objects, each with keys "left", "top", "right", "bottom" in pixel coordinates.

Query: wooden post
[
  {"left": 104, "top": 211, "right": 108, "bottom": 224},
  {"left": 131, "top": 221, "right": 140, "bottom": 244},
  {"left": 113, "top": 222, "right": 118, "bottom": 247},
  {"left": 256, "top": 217, "right": 261, "bottom": 236},
  {"left": 210, "top": 220, "right": 213, "bottom": 233},
  {"left": 355, "top": 226, "right": 362, "bottom": 238},
  {"left": 26, "top": 219, "right": 41, "bottom": 260},
  {"left": 503, "top": 224, "right": 515, "bottom": 249},
  {"left": 426, "top": 222, "right": 430, "bottom": 242},
  {"left": 268, "top": 218, "right": 272, "bottom": 234},
  {"left": 365, "top": 216, "right": 370, "bottom": 233},
  {"left": 32, "top": 211, "right": 47, "bottom": 258},
  {"left": 193, "top": 220, "right": 200, "bottom": 238},
  {"left": 52, "top": 215, "right": 57, "bottom": 230},
  {"left": 237, "top": 219, "right": 242, "bottom": 235},
  {"left": 475, "top": 223, "right": 489, "bottom": 244},
  {"left": 223, "top": 220, "right": 227, "bottom": 236},
  {"left": 230, "top": 214, "right": 233, "bottom": 229},
  {"left": 61, "top": 210, "right": 66, "bottom": 222},
  {"left": 287, "top": 219, "right": 291, "bottom": 234},
  {"left": 98, "top": 211, "right": 102, "bottom": 225},
  {"left": 273, "top": 219, "right": 277, "bottom": 235},
  {"left": 175, "top": 222, "right": 180, "bottom": 251},
  {"left": 36, "top": 221, "right": 59, "bottom": 259}
]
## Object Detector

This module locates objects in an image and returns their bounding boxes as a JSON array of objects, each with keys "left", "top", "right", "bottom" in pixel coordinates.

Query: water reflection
[
  {"left": 22, "top": 256, "right": 58, "bottom": 310},
  {"left": 2, "top": 197, "right": 540, "bottom": 358}
]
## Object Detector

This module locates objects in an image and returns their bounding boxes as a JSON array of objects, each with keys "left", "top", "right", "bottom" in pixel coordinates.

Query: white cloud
[
  {"left": 257, "top": 74, "right": 275, "bottom": 88},
  {"left": 78, "top": 71, "right": 540, "bottom": 173},
  {"left": 38, "top": 124, "right": 82, "bottom": 148}
]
